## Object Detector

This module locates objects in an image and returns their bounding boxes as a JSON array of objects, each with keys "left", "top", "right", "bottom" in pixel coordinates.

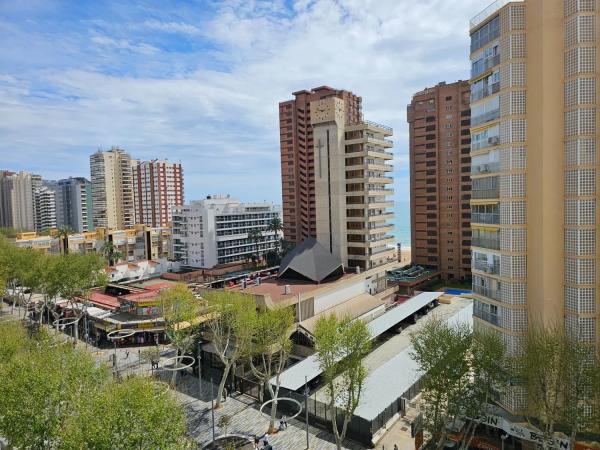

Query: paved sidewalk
[{"left": 167, "top": 374, "right": 366, "bottom": 450}]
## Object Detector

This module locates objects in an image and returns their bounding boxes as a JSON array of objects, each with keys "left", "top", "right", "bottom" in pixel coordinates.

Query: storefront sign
[{"left": 478, "top": 414, "right": 570, "bottom": 450}]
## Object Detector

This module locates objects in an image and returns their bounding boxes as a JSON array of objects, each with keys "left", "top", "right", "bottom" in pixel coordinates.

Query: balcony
[
  {"left": 471, "top": 212, "right": 499, "bottom": 225},
  {"left": 471, "top": 108, "right": 500, "bottom": 127},
  {"left": 473, "top": 259, "right": 500, "bottom": 275},
  {"left": 471, "top": 81, "right": 500, "bottom": 102},
  {"left": 471, "top": 136, "right": 500, "bottom": 152},
  {"left": 367, "top": 176, "right": 393, "bottom": 184},
  {"left": 347, "top": 120, "right": 393, "bottom": 135},
  {"left": 471, "top": 188, "right": 499, "bottom": 200},
  {"left": 472, "top": 161, "right": 500, "bottom": 175},
  {"left": 472, "top": 284, "right": 501, "bottom": 300},
  {"left": 471, "top": 236, "right": 500, "bottom": 249},
  {"left": 368, "top": 212, "right": 394, "bottom": 222},
  {"left": 474, "top": 308, "right": 500, "bottom": 326}
]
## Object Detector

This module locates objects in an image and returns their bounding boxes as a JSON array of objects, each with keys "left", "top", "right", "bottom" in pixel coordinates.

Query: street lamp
[
  {"left": 304, "top": 375, "right": 309, "bottom": 449},
  {"left": 197, "top": 341, "right": 202, "bottom": 397},
  {"left": 501, "top": 433, "right": 508, "bottom": 450},
  {"left": 211, "top": 377, "right": 216, "bottom": 443}
]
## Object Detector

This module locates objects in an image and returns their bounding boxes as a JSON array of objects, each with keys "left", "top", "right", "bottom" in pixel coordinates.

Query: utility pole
[{"left": 304, "top": 375, "right": 310, "bottom": 449}]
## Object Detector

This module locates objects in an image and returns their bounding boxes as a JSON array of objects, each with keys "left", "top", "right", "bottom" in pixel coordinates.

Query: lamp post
[
  {"left": 501, "top": 434, "right": 508, "bottom": 450},
  {"left": 304, "top": 375, "right": 309, "bottom": 449},
  {"left": 211, "top": 377, "right": 216, "bottom": 443},
  {"left": 197, "top": 341, "right": 202, "bottom": 397}
]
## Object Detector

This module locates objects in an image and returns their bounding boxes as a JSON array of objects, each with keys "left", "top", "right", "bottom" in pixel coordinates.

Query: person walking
[
  {"left": 394, "top": 445, "right": 399, "bottom": 450},
  {"left": 281, "top": 414, "right": 288, "bottom": 429}
]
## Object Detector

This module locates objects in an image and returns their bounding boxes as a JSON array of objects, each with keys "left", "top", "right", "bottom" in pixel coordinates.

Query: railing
[
  {"left": 474, "top": 307, "right": 500, "bottom": 326},
  {"left": 470, "top": 0, "right": 523, "bottom": 29},
  {"left": 473, "top": 259, "right": 500, "bottom": 275},
  {"left": 471, "top": 212, "right": 500, "bottom": 224},
  {"left": 471, "top": 53, "right": 501, "bottom": 78},
  {"left": 471, "top": 188, "right": 499, "bottom": 200},
  {"left": 348, "top": 120, "right": 393, "bottom": 134},
  {"left": 472, "top": 108, "right": 500, "bottom": 127},
  {"left": 471, "top": 236, "right": 500, "bottom": 249},
  {"left": 471, "top": 135, "right": 500, "bottom": 152},
  {"left": 473, "top": 284, "right": 501, "bottom": 300},
  {"left": 472, "top": 161, "right": 500, "bottom": 175},
  {"left": 471, "top": 81, "right": 500, "bottom": 102},
  {"left": 365, "top": 136, "right": 393, "bottom": 146}
]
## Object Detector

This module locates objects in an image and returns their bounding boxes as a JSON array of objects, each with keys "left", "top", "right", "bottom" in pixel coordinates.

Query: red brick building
[
  {"left": 279, "top": 86, "right": 362, "bottom": 243},
  {"left": 407, "top": 81, "right": 471, "bottom": 281}
]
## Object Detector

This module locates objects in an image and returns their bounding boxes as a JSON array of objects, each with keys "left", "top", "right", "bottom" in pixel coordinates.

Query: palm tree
[
  {"left": 266, "top": 216, "right": 283, "bottom": 255},
  {"left": 56, "top": 225, "right": 74, "bottom": 255},
  {"left": 247, "top": 229, "right": 263, "bottom": 264},
  {"left": 101, "top": 241, "right": 123, "bottom": 266}
]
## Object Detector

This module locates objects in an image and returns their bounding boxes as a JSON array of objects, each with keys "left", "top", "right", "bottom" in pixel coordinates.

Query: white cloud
[{"left": 0, "top": 0, "right": 488, "bottom": 206}]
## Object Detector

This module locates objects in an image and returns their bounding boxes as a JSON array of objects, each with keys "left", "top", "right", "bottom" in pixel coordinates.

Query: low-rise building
[{"left": 172, "top": 195, "right": 281, "bottom": 269}]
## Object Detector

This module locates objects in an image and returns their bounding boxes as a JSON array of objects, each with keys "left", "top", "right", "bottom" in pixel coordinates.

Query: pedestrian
[
  {"left": 124, "top": 349, "right": 130, "bottom": 359},
  {"left": 282, "top": 414, "right": 287, "bottom": 428},
  {"left": 394, "top": 445, "right": 399, "bottom": 450},
  {"left": 253, "top": 437, "right": 260, "bottom": 449}
]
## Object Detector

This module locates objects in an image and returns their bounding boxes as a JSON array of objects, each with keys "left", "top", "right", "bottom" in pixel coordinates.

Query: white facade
[
  {"left": 172, "top": 195, "right": 282, "bottom": 268},
  {"left": 6, "top": 172, "right": 42, "bottom": 232},
  {"left": 34, "top": 185, "right": 57, "bottom": 232}
]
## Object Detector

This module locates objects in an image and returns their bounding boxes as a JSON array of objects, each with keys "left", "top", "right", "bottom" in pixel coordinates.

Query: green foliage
[
  {"left": 217, "top": 414, "right": 231, "bottom": 435},
  {"left": 314, "top": 315, "right": 371, "bottom": 450},
  {"left": 61, "top": 377, "right": 192, "bottom": 450},
  {"left": 410, "top": 318, "right": 507, "bottom": 450},
  {"left": 160, "top": 284, "right": 202, "bottom": 355},
  {"left": 204, "top": 290, "right": 257, "bottom": 408},
  {"left": 0, "top": 321, "right": 191, "bottom": 449},
  {"left": 101, "top": 241, "right": 123, "bottom": 266},
  {"left": 517, "top": 324, "right": 600, "bottom": 444},
  {"left": 0, "top": 227, "right": 17, "bottom": 238}
]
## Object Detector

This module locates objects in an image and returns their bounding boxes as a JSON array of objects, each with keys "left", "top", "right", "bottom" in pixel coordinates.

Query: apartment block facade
[
  {"left": 279, "top": 86, "right": 362, "bottom": 244},
  {"left": 310, "top": 96, "right": 396, "bottom": 271},
  {"left": 90, "top": 148, "right": 136, "bottom": 230},
  {"left": 133, "top": 160, "right": 184, "bottom": 227},
  {"left": 172, "top": 195, "right": 281, "bottom": 268},
  {"left": 469, "top": 0, "right": 600, "bottom": 412},
  {"left": 56, "top": 177, "right": 94, "bottom": 233},
  {"left": 0, "top": 171, "right": 42, "bottom": 232},
  {"left": 34, "top": 185, "right": 57, "bottom": 232},
  {"left": 408, "top": 81, "right": 472, "bottom": 281}
]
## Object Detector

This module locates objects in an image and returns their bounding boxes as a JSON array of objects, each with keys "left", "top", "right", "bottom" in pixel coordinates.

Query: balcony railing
[
  {"left": 474, "top": 308, "right": 500, "bottom": 326},
  {"left": 471, "top": 136, "right": 500, "bottom": 152},
  {"left": 471, "top": 81, "right": 500, "bottom": 102},
  {"left": 471, "top": 212, "right": 500, "bottom": 224},
  {"left": 471, "top": 108, "right": 500, "bottom": 127},
  {"left": 471, "top": 188, "right": 499, "bottom": 200},
  {"left": 473, "top": 284, "right": 501, "bottom": 300},
  {"left": 472, "top": 161, "right": 500, "bottom": 175},
  {"left": 471, "top": 236, "right": 500, "bottom": 249},
  {"left": 471, "top": 54, "right": 501, "bottom": 78},
  {"left": 473, "top": 259, "right": 500, "bottom": 275}
]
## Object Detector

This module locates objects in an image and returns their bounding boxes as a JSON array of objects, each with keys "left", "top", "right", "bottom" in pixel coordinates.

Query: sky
[{"left": 0, "top": 0, "right": 487, "bottom": 206}]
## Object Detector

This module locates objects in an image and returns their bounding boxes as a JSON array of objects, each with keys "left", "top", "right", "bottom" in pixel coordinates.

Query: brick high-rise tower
[
  {"left": 279, "top": 86, "right": 362, "bottom": 243},
  {"left": 407, "top": 81, "right": 472, "bottom": 281}
]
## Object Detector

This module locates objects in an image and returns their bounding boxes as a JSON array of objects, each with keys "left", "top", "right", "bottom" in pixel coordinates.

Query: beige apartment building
[
  {"left": 90, "top": 148, "right": 136, "bottom": 230},
  {"left": 310, "top": 96, "right": 396, "bottom": 271},
  {"left": 470, "top": 0, "right": 600, "bottom": 412}
]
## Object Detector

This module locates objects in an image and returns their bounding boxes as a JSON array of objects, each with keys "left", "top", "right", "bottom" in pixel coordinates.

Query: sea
[{"left": 392, "top": 200, "right": 411, "bottom": 251}]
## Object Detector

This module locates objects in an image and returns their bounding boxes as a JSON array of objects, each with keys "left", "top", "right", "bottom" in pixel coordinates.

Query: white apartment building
[
  {"left": 90, "top": 148, "right": 136, "bottom": 230},
  {"left": 34, "top": 185, "right": 57, "bottom": 232},
  {"left": 0, "top": 171, "right": 42, "bottom": 232},
  {"left": 172, "top": 195, "right": 281, "bottom": 268}
]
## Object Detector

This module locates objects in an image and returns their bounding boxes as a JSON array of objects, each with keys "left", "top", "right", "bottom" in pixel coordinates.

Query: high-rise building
[
  {"left": 0, "top": 170, "right": 15, "bottom": 228},
  {"left": 90, "top": 148, "right": 136, "bottom": 230},
  {"left": 2, "top": 171, "right": 41, "bottom": 232},
  {"left": 56, "top": 177, "right": 94, "bottom": 233},
  {"left": 469, "top": 0, "right": 600, "bottom": 412},
  {"left": 310, "top": 96, "right": 396, "bottom": 270},
  {"left": 34, "top": 184, "right": 57, "bottom": 232},
  {"left": 172, "top": 195, "right": 281, "bottom": 268},
  {"left": 133, "top": 160, "right": 184, "bottom": 227},
  {"left": 407, "top": 81, "right": 472, "bottom": 281},
  {"left": 279, "top": 86, "right": 362, "bottom": 244}
]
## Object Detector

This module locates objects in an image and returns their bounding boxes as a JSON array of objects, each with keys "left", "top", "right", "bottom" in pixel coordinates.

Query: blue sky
[{"left": 0, "top": 0, "right": 487, "bottom": 205}]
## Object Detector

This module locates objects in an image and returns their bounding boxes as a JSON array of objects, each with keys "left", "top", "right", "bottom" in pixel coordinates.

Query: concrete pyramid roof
[{"left": 278, "top": 237, "right": 344, "bottom": 283}]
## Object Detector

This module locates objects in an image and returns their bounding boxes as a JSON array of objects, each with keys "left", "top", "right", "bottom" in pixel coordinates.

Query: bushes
[{"left": 0, "top": 321, "right": 192, "bottom": 449}]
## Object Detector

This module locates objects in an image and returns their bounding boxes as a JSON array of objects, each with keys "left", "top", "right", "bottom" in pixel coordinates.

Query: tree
[
  {"left": 266, "top": 217, "right": 283, "bottom": 255},
  {"left": 247, "top": 306, "right": 294, "bottom": 432},
  {"left": 314, "top": 315, "right": 371, "bottom": 450},
  {"left": 247, "top": 228, "right": 263, "bottom": 264},
  {"left": 101, "top": 241, "right": 123, "bottom": 266},
  {"left": 204, "top": 290, "right": 256, "bottom": 408},
  {"left": 61, "top": 376, "right": 193, "bottom": 450},
  {"left": 410, "top": 318, "right": 473, "bottom": 450},
  {"left": 56, "top": 225, "right": 74, "bottom": 255},
  {"left": 159, "top": 284, "right": 203, "bottom": 385},
  {"left": 518, "top": 324, "right": 600, "bottom": 450}
]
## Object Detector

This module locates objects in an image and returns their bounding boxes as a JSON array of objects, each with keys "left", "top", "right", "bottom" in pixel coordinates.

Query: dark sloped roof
[{"left": 278, "top": 238, "right": 344, "bottom": 283}]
